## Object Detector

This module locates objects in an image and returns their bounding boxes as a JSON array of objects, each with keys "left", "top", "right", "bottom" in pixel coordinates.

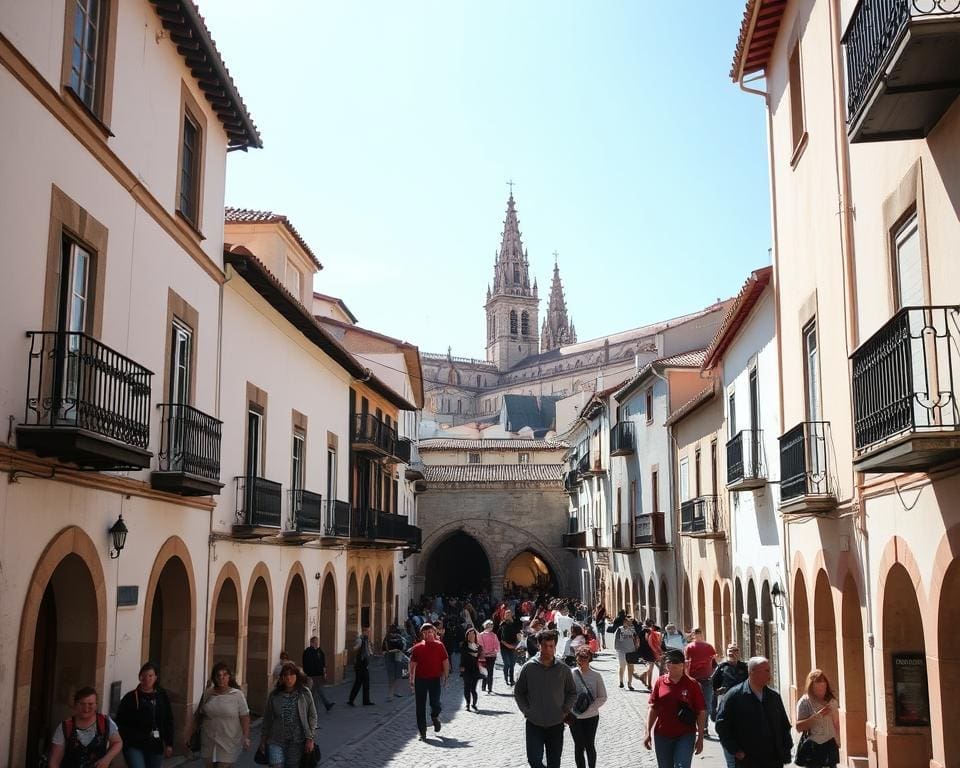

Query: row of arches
[{"left": 601, "top": 568, "right": 671, "bottom": 628}]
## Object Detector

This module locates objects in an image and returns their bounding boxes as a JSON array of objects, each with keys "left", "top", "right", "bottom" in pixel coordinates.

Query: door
[
  {"left": 748, "top": 368, "right": 760, "bottom": 475},
  {"left": 245, "top": 409, "right": 262, "bottom": 520},
  {"left": 169, "top": 321, "right": 192, "bottom": 470},
  {"left": 803, "top": 322, "right": 826, "bottom": 492},
  {"left": 57, "top": 237, "right": 91, "bottom": 418}
]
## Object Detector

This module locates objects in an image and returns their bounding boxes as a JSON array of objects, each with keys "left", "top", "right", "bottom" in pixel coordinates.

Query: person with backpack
[
  {"left": 48, "top": 687, "right": 122, "bottom": 768},
  {"left": 116, "top": 663, "right": 175, "bottom": 768}
]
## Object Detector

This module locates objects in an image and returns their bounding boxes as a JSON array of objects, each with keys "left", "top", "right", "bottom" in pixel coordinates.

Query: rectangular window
[
  {"left": 710, "top": 440, "right": 718, "bottom": 497},
  {"left": 285, "top": 260, "right": 302, "bottom": 299},
  {"left": 326, "top": 447, "right": 337, "bottom": 501},
  {"left": 695, "top": 448, "right": 702, "bottom": 498},
  {"left": 679, "top": 458, "right": 690, "bottom": 502},
  {"left": 651, "top": 469, "right": 659, "bottom": 515},
  {"left": 246, "top": 408, "right": 263, "bottom": 479},
  {"left": 803, "top": 321, "right": 821, "bottom": 422},
  {"left": 789, "top": 41, "right": 805, "bottom": 152},
  {"left": 468, "top": 452, "right": 481, "bottom": 464},
  {"left": 169, "top": 320, "right": 192, "bottom": 405},
  {"left": 69, "top": 0, "right": 105, "bottom": 112},
  {"left": 893, "top": 213, "right": 923, "bottom": 308},
  {"left": 59, "top": 236, "right": 91, "bottom": 335},
  {"left": 179, "top": 111, "right": 201, "bottom": 226},
  {"left": 728, "top": 391, "right": 737, "bottom": 438},
  {"left": 518, "top": 452, "right": 530, "bottom": 464},
  {"left": 291, "top": 430, "right": 305, "bottom": 492},
  {"left": 645, "top": 388, "right": 654, "bottom": 423}
]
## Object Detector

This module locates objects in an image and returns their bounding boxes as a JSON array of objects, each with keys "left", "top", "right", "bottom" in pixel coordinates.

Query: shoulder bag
[{"left": 571, "top": 669, "right": 594, "bottom": 716}]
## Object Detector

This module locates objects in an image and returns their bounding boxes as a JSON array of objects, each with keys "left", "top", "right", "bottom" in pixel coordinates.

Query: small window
[
  {"left": 285, "top": 260, "right": 302, "bottom": 299},
  {"left": 326, "top": 447, "right": 337, "bottom": 502},
  {"left": 521, "top": 311, "right": 530, "bottom": 336},
  {"left": 893, "top": 213, "right": 923, "bottom": 308},
  {"left": 510, "top": 310, "right": 518, "bottom": 335},
  {"left": 518, "top": 452, "right": 530, "bottom": 464},
  {"left": 651, "top": 469, "right": 659, "bottom": 515},
  {"left": 789, "top": 41, "right": 805, "bottom": 153},
  {"left": 803, "top": 321, "right": 821, "bottom": 423},
  {"left": 246, "top": 407, "right": 263, "bottom": 478},
  {"left": 468, "top": 452, "right": 481, "bottom": 465},
  {"left": 645, "top": 388, "right": 654, "bottom": 423},
  {"left": 679, "top": 458, "right": 690, "bottom": 503},
  {"left": 728, "top": 391, "right": 737, "bottom": 438},
  {"left": 291, "top": 430, "right": 305, "bottom": 492},
  {"left": 178, "top": 110, "right": 202, "bottom": 226},
  {"left": 68, "top": 0, "right": 108, "bottom": 114},
  {"left": 169, "top": 320, "right": 192, "bottom": 405}
]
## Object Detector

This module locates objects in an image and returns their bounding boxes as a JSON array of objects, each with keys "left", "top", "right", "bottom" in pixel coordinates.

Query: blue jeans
[
  {"left": 653, "top": 732, "right": 696, "bottom": 768},
  {"left": 266, "top": 742, "right": 304, "bottom": 768},
  {"left": 501, "top": 648, "right": 516, "bottom": 683},
  {"left": 524, "top": 721, "right": 564, "bottom": 768},
  {"left": 122, "top": 748, "right": 164, "bottom": 768},
  {"left": 697, "top": 679, "right": 714, "bottom": 731},
  {"left": 722, "top": 745, "right": 737, "bottom": 768}
]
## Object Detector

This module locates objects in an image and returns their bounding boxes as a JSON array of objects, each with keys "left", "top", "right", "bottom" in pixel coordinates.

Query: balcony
[
  {"left": 395, "top": 436, "right": 413, "bottom": 464},
  {"left": 680, "top": 496, "right": 725, "bottom": 539},
  {"left": 405, "top": 464, "right": 424, "bottom": 481},
  {"left": 232, "top": 476, "right": 283, "bottom": 537},
  {"left": 843, "top": 0, "right": 960, "bottom": 143},
  {"left": 726, "top": 430, "right": 766, "bottom": 490},
  {"left": 778, "top": 422, "right": 838, "bottom": 514},
  {"left": 563, "top": 468, "right": 581, "bottom": 493},
  {"left": 280, "top": 489, "right": 324, "bottom": 544},
  {"left": 610, "top": 421, "right": 636, "bottom": 456},
  {"left": 576, "top": 451, "right": 590, "bottom": 475},
  {"left": 851, "top": 306, "right": 960, "bottom": 472},
  {"left": 612, "top": 523, "right": 634, "bottom": 552},
  {"left": 404, "top": 523, "right": 422, "bottom": 552},
  {"left": 350, "top": 507, "right": 416, "bottom": 548},
  {"left": 561, "top": 530, "right": 588, "bottom": 550},
  {"left": 581, "top": 451, "right": 606, "bottom": 477},
  {"left": 634, "top": 513, "right": 669, "bottom": 549},
  {"left": 151, "top": 404, "right": 223, "bottom": 496},
  {"left": 321, "top": 499, "right": 352, "bottom": 540},
  {"left": 17, "top": 331, "right": 153, "bottom": 470},
  {"left": 351, "top": 413, "right": 403, "bottom": 462}
]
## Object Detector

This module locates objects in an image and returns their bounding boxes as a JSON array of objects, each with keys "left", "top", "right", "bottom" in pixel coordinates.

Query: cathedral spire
[
  {"left": 491, "top": 192, "right": 533, "bottom": 298},
  {"left": 541, "top": 255, "right": 577, "bottom": 352}
]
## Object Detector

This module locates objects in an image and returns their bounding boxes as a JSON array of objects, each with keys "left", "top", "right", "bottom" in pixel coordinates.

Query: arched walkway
[
  {"left": 937, "top": 558, "right": 960, "bottom": 764},
  {"left": 660, "top": 579, "right": 670, "bottom": 627},
  {"left": 504, "top": 549, "right": 557, "bottom": 593},
  {"left": 813, "top": 571, "right": 838, "bottom": 696},
  {"left": 346, "top": 572, "right": 359, "bottom": 646},
  {"left": 211, "top": 570, "right": 241, "bottom": 674},
  {"left": 712, "top": 581, "right": 723, "bottom": 649},
  {"left": 648, "top": 579, "right": 657, "bottom": 626},
  {"left": 386, "top": 573, "right": 395, "bottom": 627},
  {"left": 283, "top": 572, "right": 307, "bottom": 661},
  {"left": 361, "top": 574, "right": 372, "bottom": 630},
  {"left": 616, "top": 580, "right": 623, "bottom": 613},
  {"left": 760, "top": 581, "right": 776, "bottom": 688},
  {"left": 374, "top": 573, "right": 384, "bottom": 647},
  {"left": 682, "top": 579, "right": 693, "bottom": 631},
  {"left": 746, "top": 579, "right": 758, "bottom": 656},
  {"left": 722, "top": 582, "right": 732, "bottom": 650},
  {"left": 625, "top": 580, "right": 632, "bottom": 617},
  {"left": 793, "top": 570, "right": 812, "bottom": 693},
  {"left": 245, "top": 576, "right": 271, "bottom": 716},
  {"left": 319, "top": 573, "right": 337, "bottom": 679},
  {"left": 424, "top": 531, "right": 491, "bottom": 595},
  {"left": 841, "top": 574, "right": 868, "bottom": 760},
  {"left": 697, "top": 578, "right": 707, "bottom": 637},
  {"left": 734, "top": 577, "right": 745, "bottom": 651}
]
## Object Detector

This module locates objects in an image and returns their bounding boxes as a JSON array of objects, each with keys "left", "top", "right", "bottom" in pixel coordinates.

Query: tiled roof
[
  {"left": 313, "top": 292, "right": 358, "bottom": 323},
  {"left": 224, "top": 207, "right": 322, "bottom": 269},
  {"left": 422, "top": 464, "right": 565, "bottom": 484},
  {"left": 613, "top": 349, "right": 708, "bottom": 402},
  {"left": 419, "top": 438, "right": 568, "bottom": 451},
  {"left": 664, "top": 385, "right": 718, "bottom": 426},
  {"left": 702, "top": 267, "right": 772, "bottom": 371},
  {"left": 730, "top": 0, "right": 788, "bottom": 81}
]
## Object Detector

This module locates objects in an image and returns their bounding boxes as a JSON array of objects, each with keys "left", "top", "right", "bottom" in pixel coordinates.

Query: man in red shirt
[
  {"left": 408, "top": 623, "right": 450, "bottom": 741},
  {"left": 683, "top": 628, "right": 719, "bottom": 737},
  {"left": 644, "top": 649, "right": 706, "bottom": 767}
]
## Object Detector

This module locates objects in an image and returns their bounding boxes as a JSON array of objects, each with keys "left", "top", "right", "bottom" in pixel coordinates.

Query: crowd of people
[{"left": 46, "top": 591, "right": 842, "bottom": 768}]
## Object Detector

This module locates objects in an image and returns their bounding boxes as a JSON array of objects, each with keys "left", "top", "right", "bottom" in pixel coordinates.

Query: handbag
[
  {"left": 188, "top": 726, "right": 202, "bottom": 753},
  {"left": 795, "top": 733, "right": 839, "bottom": 767},
  {"left": 300, "top": 744, "right": 321, "bottom": 768},
  {"left": 254, "top": 746, "right": 270, "bottom": 766},
  {"left": 571, "top": 669, "right": 594, "bottom": 715},
  {"left": 189, "top": 689, "right": 210, "bottom": 753},
  {"left": 676, "top": 700, "right": 698, "bottom": 726}
]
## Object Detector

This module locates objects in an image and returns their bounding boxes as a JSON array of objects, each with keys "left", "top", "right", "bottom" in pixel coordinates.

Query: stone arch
[
  {"left": 499, "top": 537, "right": 567, "bottom": 595},
  {"left": 934, "top": 551, "right": 960, "bottom": 766},
  {"left": 697, "top": 578, "right": 707, "bottom": 636},
  {"left": 142, "top": 538, "right": 197, "bottom": 750},
  {"left": 746, "top": 578, "right": 758, "bottom": 655},
  {"left": 210, "top": 562, "right": 242, "bottom": 677},
  {"left": 712, "top": 581, "right": 723, "bottom": 649},
  {"left": 648, "top": 579, "right": 657, "bottom": 626},
  {"left": 722, "top": 582, "right": 733, "bottom": 650},
  {"left": 616, "top": 579, "right": 623, "bottom": 613},
  {"left": 282, "top": 565, "right": 308, "bottom": 663},
  {"left": 374, "top": 571, "right": 385, "bottom": 647},
  {"left": 319, "top": 569, "right": 338, "bottom": 680},
  {"left": 421, "top": 527, "right": 493, "bottom": 595},
  {"left": 346, "top": 570, "right": 359, "bottom": 647},
  {"left": 244, "top": 565, "right": 273, "bottom": 717},
  {"left": 386, "top": 572, "right": 395, "bottom": 627},
  {"left": 812, "top": 570, "right": 838, "bottom": 690},
  {"left": 840, "top": 573, "right": 868, "bottom": 760},
  {"left": 361, "top": 573, "right": 372, "bottom": 630},
  {"left": 793, "top": 569, "right": 812, "bottom": 693},
  {"left": 734, "top": 577, "right": 745, "bottom": 650},
  {"left": 660, "top": 578, "right": 670, "bottom": 626},
  {"left": 683, "top": 578, "right": 693, "bottom": 631},
  {"left": 16, "top": 527, "right": 107, "bottom": 768}
]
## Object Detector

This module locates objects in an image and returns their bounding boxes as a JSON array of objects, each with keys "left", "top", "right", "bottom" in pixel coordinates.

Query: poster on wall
[{"left": 892, "top": 652, "right": 930, "bottom": 727}]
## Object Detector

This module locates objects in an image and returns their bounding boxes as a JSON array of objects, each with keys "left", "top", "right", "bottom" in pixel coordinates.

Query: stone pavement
[{"left": 191, "top": 651, "right": 728, "bottom": 767}]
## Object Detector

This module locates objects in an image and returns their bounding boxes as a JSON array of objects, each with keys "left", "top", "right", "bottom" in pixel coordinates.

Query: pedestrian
[
  {"left": 499, "top": 608, "right": 523, "bottom": 685},
  {"left": 47, "top": 686, "right": 123, "bottom": 768},
  {"left": 643, "top": 649, "right": 706, "bottom": 768},
  {"left": 555, "top": 604, "right": 575, "bottom": 662},
  {"left": 526, "top": 618, "right": 543, "bottom": 658},
  {"left": 662, "top": 623, "right": 686, "bottom": 652},
  {"left": 408, "top": 623, "right": 450, "bottom": 741},
  {"left": 795, "top": 669, "right": 841, "bottom": 768},
  {"left": 711, "top": 644, "right": 748, "bottom": 759},
  {"left": 460, "top": 627, "right": 482, "bottom": 711},
  {"left": 644, "top": 619, "right": 663, "bottom": 686},
  {"left": 259, "top": 662, "right": 317, "bottom": 768},
  {"left": 514, "top": 629, "right": 578, "bottom": 768},
  {"left": 382, "top": 624, "right": 408, "bottom": 701},
  {"left": 568, "top": 647, "right": 608, "bottom": 768},
  {"left": 567, "top": 623, "right": 586, "bottom": 665},
  {"left": 347, "top": 625, "right": 374, "bottom": 706},
  {"left": 715, "top": 656, "right": 793, "bottom": 768},
  {"left": 189, "top": 663, "right": 250, "bottom": 767},
  {"left": 614, "top": 615, "right": 640, "bottom": 689},
  {"left": 271, "top": 652, "right": 290, "bottom": 683},
  {"left": 683, "top": 628, "right": 719, "bottom": 736},
  {"left": 478, "top": 619, "right": 500, "bottom": 694},
  {"left": 594, "top": 604, "right": 607, "bottom": 649},
  {"left": 116, "top": 663, "right": 175, "bottom": 768},
  {"left": 301, "top": 636, "right": 334, "bottom": 713}
]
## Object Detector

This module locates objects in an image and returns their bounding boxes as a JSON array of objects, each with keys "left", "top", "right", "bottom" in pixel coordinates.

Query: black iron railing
[
  {"left": 395, "top": 436, "right": 412, "bottom": 464},
  {"left": 610, "top": 421, "right": 636, "bottom": 455},
  {"left": 562, "top": 530, "right": 587, "bottom": 548},
  {"left": 290, "top": 489, "right": 323, "bottom": 532},
  {"left": 612, "top": 523, "right": 633, "bottom": 550},
  {"left": 576, "top": 451, "right": 590, "bottom": 474},
  {"left": 157, "top": 403, "right": 221, "bottom": 479},
  {"left": 842, "top": 0, "right": 960, "bottom": 123},
  {"left": 22, "top": 330, "right": 152, "bottom": 447},
  {"left": 851, "top": 306, "right": 960, "bottom": 451},
  {"left": 680, "top": 496, "right": 722, "bottom": 535},
  {"left": 405, "top": 524, "right": 422, "bottom": 551},
  {"left": 563, "top": 469, "right": 580, "bottom": 492},
  {"left": 727, "top": 430, "right": 765, "bottom": 484},
  {"left": 351, "top": 413, "right": 399, "bottom": 457},
  {"left": 634, "top": 513, "right": 666, "bottom": 546},
  {"left": 351, "top": 506, "right": 408, "bottom": 541},
  {"left": 235, "top": 476, "right": 282, "bottom": 528},
  {"left": 779, "top": 422, "right": 832, "bottom": 501},
  {"left": 324, "top": 499, "right": 351, "bottom": 537}
]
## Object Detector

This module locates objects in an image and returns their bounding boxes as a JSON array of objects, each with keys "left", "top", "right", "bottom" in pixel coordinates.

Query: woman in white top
[
  {"left": 191, "top": 663, "right": 251, "bottom": 768},
  {"left": 568, "top": 646, "right": 608, "bottom": 768},
  {"left": 795, "top": 669, "right": 841, "bottom": 768}
]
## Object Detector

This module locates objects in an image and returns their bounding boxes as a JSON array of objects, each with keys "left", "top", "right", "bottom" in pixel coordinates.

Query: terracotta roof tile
[
  {"left": 422, "top": 464, "right": 565, "bottom": 483},
  {"left": 730, "top": 0, "right": 789, "bottom": 81},
  {"left": 702, "top": 266, "right": 773, "bottom": 370},
  {"left": 224, "top": 207, "right": 322, "bottom": 269},
  {"left": 419, "top": 438, "right": 568, "bottom": 450}
]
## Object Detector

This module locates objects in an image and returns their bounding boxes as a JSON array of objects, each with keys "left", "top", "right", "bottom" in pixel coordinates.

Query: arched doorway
[
  {"left": 722, "top": 583, "right": 732, "bottom": 649},
  {"left": 882, "top": 564, "right": 932, "bottom": 766},
  {"left": 746, "top": 579, "right": 758, "bottom": 656},
  {"left": 813, "top": 571, "right": 838, "bottom": 689},
  {"left": 319, "top": 573, "right": 337, "bottom": 681},
  {"left": 374, "top": 573, "right": 384, "bottom": 647},
  {"left": 386, "top": 573, "right": 395, "bottom": 627},
  {"left": 793, "top": 570, "right": 812, "bottom": 692},
  {"left": 245, "top": 577, "right": 271, "bottom": 716},
  {"left": 25, "top": 553, "right": 101, "bottom": 768},
  {"left": 841, "top": 574, "right": 868, "bottom": 760},
  {"left": 760, "top": 581, "right": 776, "bottom": 688},
  {"left": 616, "top": 579, "right": 623, "bottom": 613},
  {"left": 639, "top": 577, "right": 647, "bottom": 619},
  {"left": 346, "top": 572, "right": 359, "bottom": 645},
  {"left": 425, "top": 531, "right": 491, "bottom": 594},
  {"left": 648, "top": 579, "right": 657, "bottom": 626},
  {"left": 211, "top": 575, "right": 240, "bottom": 673},
  {"left": 504, "top": 550, "right": 557, "bottom": 593},
  {"left": 660, "top": 579, "right": 670, "bottom": 626},
  {"left": 937, "top": 559, "right": 960, "bottom": 765},
  {"left": 713, "top": 581, "right": 723, "bottom": 649},
  {"left": 734, "top": 578, "right": 745, "bottom": 651},
  {"left": 697, "top": 578, "right": 707, "bottom": 636},
  {"left": 683, "top": 579, "right": 693, "bottom": 631},
  {"left": 283, "top": 573, "right": 306, "bottom": 661},
  {"left": 625, "top": 580, "right": 632, "bottom": 616},
  {"left": 361, "top": 574, "right": 372, "bottom": 630}
]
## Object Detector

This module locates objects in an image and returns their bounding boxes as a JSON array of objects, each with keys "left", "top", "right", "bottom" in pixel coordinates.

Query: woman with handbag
[
  {"left": 795, "top": 669, "right": 841, "bottom": 767},
  {"left": 613, "top": 616, "right": 640, "bottom": 689},
  {"left": 115, "top": 663, "right": 175, "bottom": 768},
  {"left": 568, "top": 647, "right": 608, "bottom": 768},
  {"left": 259, "top": 662, "right": 317, "bottom": 768},
  {"left": 460, "top": 627, "right": 482, "bottom": 711},
  {"left": 643, "top": 649, "right": 705, "bottom": 768},
  {"left": 189, "top": 663, "right": 250, "bottom": 768}
]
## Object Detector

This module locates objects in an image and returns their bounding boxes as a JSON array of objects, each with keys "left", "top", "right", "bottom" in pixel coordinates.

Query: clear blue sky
[{"left": 200, "top": 0, "right": 771, "bottom": 358}]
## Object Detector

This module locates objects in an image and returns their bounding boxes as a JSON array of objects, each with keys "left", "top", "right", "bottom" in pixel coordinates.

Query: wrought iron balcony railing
[
  {"left": 18, "top": 331, "right": 153, "bottom": 469},
  {"left": 290, "top": 489, "right": 324, "bottom": 532},
  {"left": 680, "top": 496, "right": 724, "bottom": 537},
  {"left": 563, "top": 469, "right": 581, "bottom": 492},
  {"left": 726, "top": 429, "right": 766, "bottom": 489},
  {"left": 153, "top": 403, "right": 223, "bottom": 495},
  {"left": 562, "top": 530, "right": 587, "bottom": 549},
  {"left": 351, "top": 413, "right": 401, "bottom": 460},
  {"left": 634, "top": 513, "right": 667, "bottom": 547},
  {"left": 612, "top": 523, "right": 634, "bottom": 551},
  {"left": 350, "top": 506, "right": 410, "bottom": 544},
  {"left": 235, "top": 475, "right": 282, "bottom": 529},
  {"left": 779, "top": 421, "right": 836, "bottom": 507},
  {"left": 851, "top": 306, "right": 960, "bottom": 470},
  {"left": 395, "top": 436, "right": 413, "bottom": 464},
  {"left": 610, "top": 421, "right": 636, "bottom": 456}
]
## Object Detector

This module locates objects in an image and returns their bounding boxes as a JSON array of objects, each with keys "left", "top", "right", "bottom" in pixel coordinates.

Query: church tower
[
  {"left": 540, "top": 255, "right": 577, "bottom": 352},
  {"left": 485, "top": 192, "right": 540, "bottom": 370}
]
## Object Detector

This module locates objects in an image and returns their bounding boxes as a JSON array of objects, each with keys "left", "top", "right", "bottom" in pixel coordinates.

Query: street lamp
[
  {"left": 771, "top": 582, "right": 784, "bottom": 609},
  {"left": 109, "top": 514, "right": 128, "bottom": 559}
]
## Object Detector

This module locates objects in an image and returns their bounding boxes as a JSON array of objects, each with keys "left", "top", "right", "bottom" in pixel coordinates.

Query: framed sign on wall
[{"left": 892, "top": 652, "right": 930, "bottom": 727}]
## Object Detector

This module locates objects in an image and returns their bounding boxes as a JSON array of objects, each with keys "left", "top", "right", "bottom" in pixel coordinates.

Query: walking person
[
  {"left": 189, "top": 663, "right": 250, "bottom": 767},
  {"left": 593, "top": 604, "right": 607, "bottom": 650},
  {"left": 499, "top": 609, "right": 523, "bottom": 685},
  {"left": 662, "top": 623, "right": 686, "bottom": 652},
  {"left": 715, "top": 656, "right": 793, "bottom": 768},
  {"left": 382, "top": 624, "right": 408, "bottom": 701},
  {"left": 408, "top": 623, "right": 450, "bottom": 741},
  {"left": 259, "top": 662, "right": 317, "bottom": 768},
  {"left": 514, "top": 629, "right": 578, "bottom": 768},
  {"left": 711, "top": 644, "right": 748, "bottom": 765},
  {"left": 683, "top": 628, "right": 719, "bottom": 736},
  {"left": 794, "top": 669, "right": 841, "bottom": 768},
  {"left": 347, "top": 625, "right": 374, "bottom": 706},
  {"left": 460, "top": 627, "right": 482, "bottom": 711},
  {"left": 614, "top": 615, "right": 640, "bottom": 689},
  {"left": 644, "top": 619, "right": 664, "bottom": 686},
  {"left": 48, "top": 687, "right": 123, "bottom": 768},
  {"left": 116, "top": 663, "right": 175, "bottom": 768},
  {"left": 568, "top": 647, "right": 608, "bottom": 768},
  {"left": 643, "top": 649, "right": 706, "bottom": 768},
  {"left": 302, "top": 637, "right": 334, "bottom": 713},
  {"left": 479, "top": 619, "right": 500, "bottom": 694}
]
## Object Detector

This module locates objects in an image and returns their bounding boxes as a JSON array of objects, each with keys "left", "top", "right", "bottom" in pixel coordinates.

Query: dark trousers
[
  {"left": 569, "top": 715, "right": 599, "bottom": 768},
  {"left": 463, "top": 673, "right": 480, "bottom": 706},
  {"left": 414, "top": 677, "right": 442, "bottom": 735},
  {"left": 482, "top": 656, "right": 497, "bottom": 692},
  {"left": 501, "top": 648, "right": 516, "bottom": 683},
  {"left": 348, "top": 663, "right": 370, "bottom": 704},
  {"left": 524, "top": 721, "right": 564, "bottom": 768}
]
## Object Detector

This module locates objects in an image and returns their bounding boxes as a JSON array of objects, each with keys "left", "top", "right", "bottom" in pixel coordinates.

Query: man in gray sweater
[{"left": 514, "top": 629, "right": 578, "bottom": 768}]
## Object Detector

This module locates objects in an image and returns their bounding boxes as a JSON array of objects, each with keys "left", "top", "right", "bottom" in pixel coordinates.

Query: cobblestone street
[{"left": 215, "top": 651, "right": 728, "bottom": 768}]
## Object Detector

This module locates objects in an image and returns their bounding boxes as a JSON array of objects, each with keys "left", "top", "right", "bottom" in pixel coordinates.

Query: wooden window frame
[
  {"left": 645, "top": 387, "right": 654, "bottom": 424},
  {"left": 650, "top": 465, "right": 660, "bottom": 516},
  {"left": 59, "top": 0, "right": 119, "bottom": 134},
  {"left": 788, "top": 39, "right": 808, "bottom": 167},
  {"left": 176, "top": 81, "right": 207, "bottom": 235},
  {"left": 244, "top": 382, "right": 268, "bottom": 477},
  {"left": 162, "top": 289, "right": 199, "bottom": 406}
]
